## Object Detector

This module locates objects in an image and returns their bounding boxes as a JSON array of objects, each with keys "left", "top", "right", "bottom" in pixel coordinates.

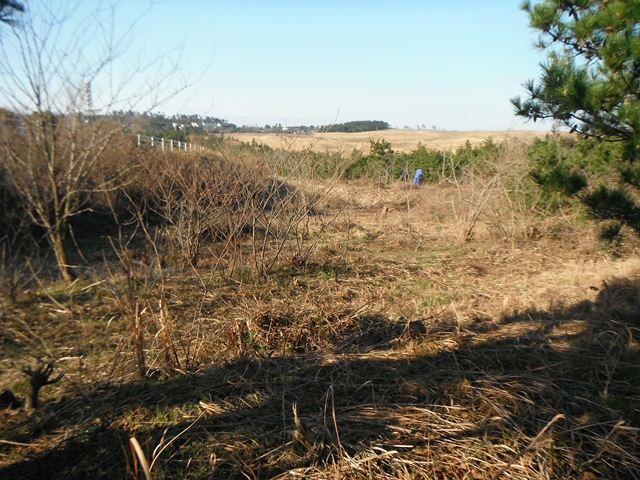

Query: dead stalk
[
  {"left": 129, "top": 437, "right": 153, "bottom": 480},
  {"left": 490, "top": 413, "right": 565, "bottom": 480}
]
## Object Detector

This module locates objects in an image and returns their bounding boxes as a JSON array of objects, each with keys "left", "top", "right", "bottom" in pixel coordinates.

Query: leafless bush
[
  {"left": 95, "top": 192, "right": 218, "bottom": 379},
  {"left": 0, "top": 1, "right": 192, "bottom": 283},
  {"left": 139, "top": 137, "right": 353, "bottom": 279},
  {"left": 489, "top": 142, "right": 558, "bottom": 242},
  {"left": 444, "top": 140, "right": 550, "bottom": 244},
  {"left": 446, "top": 152, "right": 499, "bottom": 243},
  {"left": 139, "top": 149, "right": 259, "bottom": 275},
  {"left": 241, "top": 142, "right": 353, "bottom": 277}
]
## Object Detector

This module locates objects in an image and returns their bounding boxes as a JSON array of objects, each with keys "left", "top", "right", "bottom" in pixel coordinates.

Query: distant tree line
[
  {"left": 109, "top": 111, "right": 235, "bottom": 135},
  {"left": 102, "top": 113, "right": 391, "bottom": 137},
  {"left": 325, "top": 120, "right": 390, "bottom": 133}
]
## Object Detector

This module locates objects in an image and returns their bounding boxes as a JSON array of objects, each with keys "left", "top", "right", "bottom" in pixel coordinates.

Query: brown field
[{"left": 229, "top": 128, "right": 553, "bottom": 152}]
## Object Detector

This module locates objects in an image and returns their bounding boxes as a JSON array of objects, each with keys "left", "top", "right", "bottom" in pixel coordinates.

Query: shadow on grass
[{"left": 2, "top": 277, "right": 640, "bottom": 479}]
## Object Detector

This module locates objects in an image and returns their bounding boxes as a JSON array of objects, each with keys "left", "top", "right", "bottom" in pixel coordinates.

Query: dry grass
[
  {"left": 1, "top": 141, "right": 640, "bottom": 479},
  {"left": 229, "top": 129, "right": 552, "bottom": 153}
]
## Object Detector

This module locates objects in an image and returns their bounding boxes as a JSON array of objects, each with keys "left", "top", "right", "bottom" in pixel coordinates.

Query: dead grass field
[
  {"left": 229, "top": 129, "right": 552, "bottom": 153},
  {"left": 1, "top": 151, "right": 640, "bottom": 479}
]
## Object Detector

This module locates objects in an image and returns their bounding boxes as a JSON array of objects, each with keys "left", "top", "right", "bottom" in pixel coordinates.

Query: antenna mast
[{"left": 84, "top": 81, "right": 93, "bottom": 116}]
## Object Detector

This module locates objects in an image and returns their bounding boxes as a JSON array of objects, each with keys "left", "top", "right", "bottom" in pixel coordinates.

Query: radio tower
[{"left": 84, "top": 81, "right": 93, "bottom": 117}]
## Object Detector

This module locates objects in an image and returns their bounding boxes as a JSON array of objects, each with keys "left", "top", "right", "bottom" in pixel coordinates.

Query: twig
[
  {"left": 330, "top": 384, "right": 346, "bottom": 457},
  {"left": 491, "top": 413, "right": 565, "bottom": 480},
  {"left": 149, "top": 414, "right": 202, "bottom": 471},
  {"left": 225, "top": 445, "right": 258, "bottom": 480},
  {"left": 0, "top": 439, "right": 36, "bottom": 447},
  {"left": 584, "top": 420, "right": 625, "bottom": 466},
  {"left": 26, "top": 261, "right": 70, "bottom": 313}
]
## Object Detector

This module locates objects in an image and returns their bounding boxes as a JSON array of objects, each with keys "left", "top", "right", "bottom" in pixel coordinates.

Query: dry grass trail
[{"left": 324, "top": 180, "right": 640, "bottom": 303}]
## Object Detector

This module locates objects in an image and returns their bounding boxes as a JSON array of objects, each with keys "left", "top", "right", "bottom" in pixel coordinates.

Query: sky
[{"left": 3, "top": 1, "right": 554, "bottom": 131}]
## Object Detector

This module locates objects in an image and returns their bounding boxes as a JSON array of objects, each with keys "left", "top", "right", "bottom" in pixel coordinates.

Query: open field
[
  {"left": 229, "top": 129, "right": 553, "bottom": 152},
  {"left": 1, "top": 140, "right": 640, "bottom": 479}
]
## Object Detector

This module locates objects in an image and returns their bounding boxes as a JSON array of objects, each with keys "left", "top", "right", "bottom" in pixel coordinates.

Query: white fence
[{"left": 136, "top": 134, "right": 204, "bottom": 152}]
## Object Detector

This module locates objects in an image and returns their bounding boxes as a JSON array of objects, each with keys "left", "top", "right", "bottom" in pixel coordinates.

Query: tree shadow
[{"left": 2, "top": 277, "right": 640, "bottom": 478}]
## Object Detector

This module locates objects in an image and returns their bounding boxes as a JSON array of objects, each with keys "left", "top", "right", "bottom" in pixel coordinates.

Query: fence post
[{"left": 134, "top": 135, "right": 207, "bottom": 153}]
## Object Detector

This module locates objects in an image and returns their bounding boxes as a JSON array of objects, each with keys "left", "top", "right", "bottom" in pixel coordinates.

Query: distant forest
[
  {"left": 325, "top": 120, "right": 390, "bottom": 133},
  {"left": 82, "top": 112, "right": 391, "bottom": 137}
]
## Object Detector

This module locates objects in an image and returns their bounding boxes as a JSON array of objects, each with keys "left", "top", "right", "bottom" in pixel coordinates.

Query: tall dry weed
[{"left": 442, "top": 139, "right": 565, "bottom": 244}]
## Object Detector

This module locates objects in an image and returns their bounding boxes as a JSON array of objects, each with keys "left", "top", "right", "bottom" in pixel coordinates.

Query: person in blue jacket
[{"left": 413, "top": 168, "right": 423, "bottom": 186}]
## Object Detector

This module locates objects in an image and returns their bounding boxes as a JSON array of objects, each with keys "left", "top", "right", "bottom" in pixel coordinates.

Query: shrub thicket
[
  {"left": 525, "top": 134, "right": 638, "bottom": 221},
  {"left": 341, "top": 138, "right": 502, "bottom": 184}
]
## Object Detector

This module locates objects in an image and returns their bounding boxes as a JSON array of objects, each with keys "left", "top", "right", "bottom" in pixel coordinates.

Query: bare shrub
[
  {"left": 139, "top": 149, "right": 259, "bottom": 275},
  {"left": 446, "top": 148, "right": 499, "bottom": 243},
  {"left": 485, "top": 140, "right": 555, "bottom": 242},
  {"left": 93, "top": 223, "right": 196, "bottom": 378},
  {"left": 136, "top": 137, "right": 354, "bottom": 280},
  {"left": 443, "top": 139, "right": 554, "bottom": 244},
  {"left": 241, "top": 141, "right": 353, "bottom": 277},
  {"left": 0, "top": 2, "right": 191, "bottom": 283}
]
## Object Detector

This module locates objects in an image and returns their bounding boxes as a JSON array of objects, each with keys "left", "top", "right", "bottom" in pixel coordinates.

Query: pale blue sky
[{"left": 5, "top": 1, "right": 553, "bottom": 131}]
